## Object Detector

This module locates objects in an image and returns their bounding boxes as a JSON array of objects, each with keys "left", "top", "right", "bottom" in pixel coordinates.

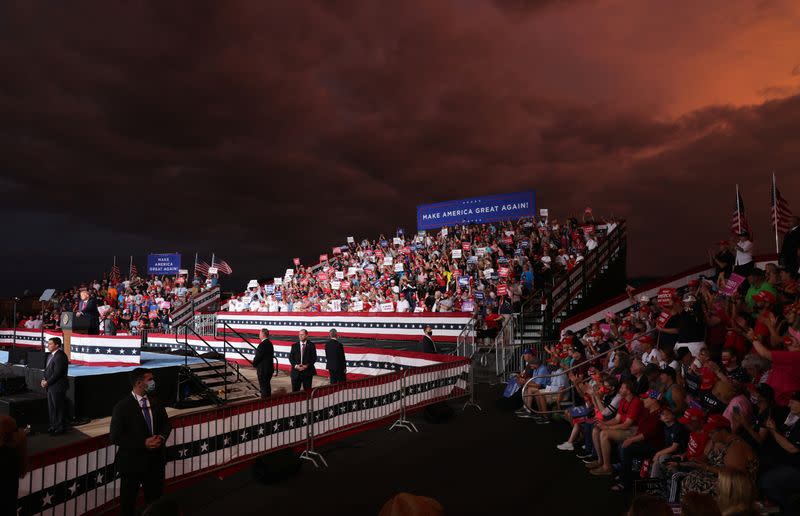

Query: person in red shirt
[
  {"left": 587, "top": 378, "right": 642, "bottom": 475},
  {"left": 753, "top": 330, "right": 800, "bottom": 406},
  {"left": 613, "top": 390, "right": 666, "bottom": 490}
]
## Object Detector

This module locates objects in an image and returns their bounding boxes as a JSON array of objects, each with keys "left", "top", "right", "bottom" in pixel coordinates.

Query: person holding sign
[{"left": 289, "top": 329, "right": 317, "bottom": 391}]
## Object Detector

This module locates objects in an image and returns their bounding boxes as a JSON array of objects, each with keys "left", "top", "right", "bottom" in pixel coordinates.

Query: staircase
[
  {"left": 514, "top": 221, "right": 628, "bottom": 346},
  {"left": 174, "top": 325, "right": 261, "bottom": 407},
  {"left": 178, "top": 359, "right": 260, "bottom": 406}
]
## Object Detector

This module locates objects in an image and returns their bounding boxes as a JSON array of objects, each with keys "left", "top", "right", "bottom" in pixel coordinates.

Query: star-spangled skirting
[
  {"left": 214, "top": 313, "right": 473, "bottom": 342},
  {"left": 15, "top": 364, "right": 469, "bottom": 516},
  {"left": 144, "top": 334, "right": 446, "bottom": 378}
]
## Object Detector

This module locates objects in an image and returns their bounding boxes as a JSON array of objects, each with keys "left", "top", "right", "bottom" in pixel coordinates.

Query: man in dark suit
[
  {"left": 111, "top": 367, "right": 172, "bottom": 516},
  {"left": 75, "top": 288, "right": 100, "bottom": 334},
  {"left": 41, "top": 337, "right": 69, "bottom": 435},
  {"left": 419, "top": 325, "right": 438, "bottom": 354},
  {"left": 252, "top": 328, "right": 275, "bottom": 397},
  {"left": 289, "top": 329, "right": 317, "bottom": 391},
  {"left": 325, "top": 328, "right": 347, "bottom": 384}
]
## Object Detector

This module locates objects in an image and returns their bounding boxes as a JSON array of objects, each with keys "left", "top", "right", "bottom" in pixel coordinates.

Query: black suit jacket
[
  {"left": 44, "top": 350, "right": 69, "bottom": 392},
  {"left": 110, "top": 394, "right": 172, "bottom": 475},
  {"left": 419, "top": 335, "right": 438, "bottom": 354},
  {"left": 325, "top": 339, "right": 346, "bottom": 373},
  {"left": 289, "top": 341, "right": 317, "bottom": 379},
  {"left": 252, "top": 338, "right": 275, "bottom": 378},
  {"left": 76, "top": 298, "right": 100, "bottom": 332}
]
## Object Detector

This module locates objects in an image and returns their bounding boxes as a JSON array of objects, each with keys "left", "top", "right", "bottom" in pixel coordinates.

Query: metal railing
[
  {"left": 190, "top": 313, "right": 217, "bottom": 336},
  {"left": 522, "top": 329, "right": 655, "bottom": 416},
  {"left": 17, "top": 356, "right": 475, "bottom": 515},
  {"left": 455, "top": 316, "right": 477, "bottom": 358},
  {"left": 218, "top": 321, "right": 280, "bottom": 378}
]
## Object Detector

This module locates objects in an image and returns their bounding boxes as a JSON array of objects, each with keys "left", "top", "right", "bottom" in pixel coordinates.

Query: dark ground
[{"left": 160, "top": 383, "right": 631, "bottom": 516}]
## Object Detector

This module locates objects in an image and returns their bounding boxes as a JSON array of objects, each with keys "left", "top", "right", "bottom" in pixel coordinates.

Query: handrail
[
  {"left": 174, "top": 325, "right": 233, "bottom": 402},
  {"left": 188, "top": 323, "right": 259, "bottom": 393},
  {"left": 219, "top": 321, "right": 280, "bottom": 377},
  {"left": 526, "top": 327, "right": 656, "bottom": 382}
]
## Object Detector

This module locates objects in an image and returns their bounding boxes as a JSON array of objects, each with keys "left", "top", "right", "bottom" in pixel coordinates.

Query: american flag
[
  {"left": 130, "top": 262, "right": 138, "bottom": 277},
  {"left": 771, "top": 181, "right": 793, "bottom": 234},
  {"left": 195, "top": 260, "right": 210, "bottom": 277},
  {"left": 110, "top": 263, "right": 121, "bottom": 283},
  {"left": 216, "top": 260, "right": 233, "bottom": 275},
  {"left": 730, "top": 187, "right": 751, "bottom": 235}
]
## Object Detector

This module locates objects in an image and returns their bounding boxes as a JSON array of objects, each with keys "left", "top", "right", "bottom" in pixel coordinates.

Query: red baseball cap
[
  {"left": 639, "top": 335, "right": 655, "bottom": 344},
  {"left": 700, "top": 368, "right": 717, "bottom": 391},
  {"left": 753, "top": 291, "right": 776, "bottom": 305},
  {"left": 678, "top": 407, "right": 705, "bottom": 425},
  {"left": 702, "top": 414, "right": 731, "bottom": 434}
]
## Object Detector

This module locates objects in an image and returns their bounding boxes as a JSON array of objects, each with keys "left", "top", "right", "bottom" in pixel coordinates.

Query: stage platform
[
  {"left": 24, "top": 370, "right": 326, "bottom": 455},
  {"left": 6, "top": 351, "right": 225, "bottom": 423}
]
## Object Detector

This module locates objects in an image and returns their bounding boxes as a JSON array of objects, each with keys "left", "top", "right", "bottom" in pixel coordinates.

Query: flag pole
[
  {"left": 194, "top": 253, "right": 198, "bottom": 278},
  {"left": 736, "top": 184, "right": 741, "bottom": 234},
  {"left": 211, "top": 253, "right": 215, "bottom": 267},
  {"left": 773, "top": 172, "right": 780, "bottom": 254},
  {"left": 129, "top": 255, "right": 133, "bottom": 277}
]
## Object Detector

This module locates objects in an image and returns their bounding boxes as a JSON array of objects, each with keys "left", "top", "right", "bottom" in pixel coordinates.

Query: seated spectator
[
  {"left": 716, "top": 468, "right": 759, "bottom": 516},
  {"left": 716, "top": 348, "right": 751, "bottom": 384},
  {"left": 611, "top": 390, "right": 665, "bottom": 489},
  {"left": 682, "top": 415, "right": 758, "bottom": 498},
  {"left": 587, "top": 378, "right": 641, "bottom": 475},
  {"left": 649, "top": 404, "right": 690, "bottom": 480},
  {"left": 758, "top": 390, "right": 800, "bottom": 515},
  {"left": 521, "top": 361, "right": 568, "bottom": 424},
  {"left": 659, "top": 366, "right": 687, "bottom": 413}
]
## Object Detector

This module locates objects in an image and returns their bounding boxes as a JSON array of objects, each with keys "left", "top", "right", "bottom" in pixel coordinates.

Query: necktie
[
  {"left": 300, "top": 342, "right": 306, "bottom": 363},
  {"left": 140, "top": 398, "right": 154, "bottom": 435}
]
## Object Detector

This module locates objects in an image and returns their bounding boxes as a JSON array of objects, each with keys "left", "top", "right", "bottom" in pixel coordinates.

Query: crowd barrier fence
[{"left": 16, "top": 356, "right": 474, "bottom": 516}]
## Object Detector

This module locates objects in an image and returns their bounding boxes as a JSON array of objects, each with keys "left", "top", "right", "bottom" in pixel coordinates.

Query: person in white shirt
[
  {"left": 734, "top": 231, "right": 754, "bottom": 276},
  {"left": 586, "top": 236, "right": 598, "bottom": 251},
  {"left": 24, "top": 317, "right": 36, "bottom": 329},
  {"left": 396, "top": 296, "right": 410, "bottom": 312}
]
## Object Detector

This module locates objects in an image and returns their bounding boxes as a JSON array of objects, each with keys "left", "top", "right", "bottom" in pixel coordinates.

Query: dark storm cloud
[{"left": 1, "top": 0, "right": 799, "bottom": 295}]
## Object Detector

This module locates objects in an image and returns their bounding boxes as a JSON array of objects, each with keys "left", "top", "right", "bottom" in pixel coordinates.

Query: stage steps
[{"left": 179, "top": 360, "right": 260, "bottom": 405}]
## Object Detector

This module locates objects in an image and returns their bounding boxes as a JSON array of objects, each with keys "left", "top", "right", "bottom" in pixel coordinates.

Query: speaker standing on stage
[
  {"left": 419, "top": 326, "right": 438, "bottom": 354},
  {"left": 111, "top": 368, "right": 171, "bottom": 516},
  {"left": 75, "top": 288, "right": 100, "bottom": 335},
  {"left": 325, "top": 329, "right": 347, "bottom": 384},
  {"left": 289, "top": 329, "right": 317, "bottom": 391},
  {"left": 41, "top": 337, "right": 69, "bottom": 435},
  {"left": 253, "top": 328, "right": 275, "bottom": 397}
]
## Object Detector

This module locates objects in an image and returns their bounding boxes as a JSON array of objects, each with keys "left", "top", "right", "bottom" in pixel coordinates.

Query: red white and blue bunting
[
  {"left": 145, "top": 333, "right": 448, "bottom": 378},
  {"left": 215, "top": 312, "right": 473, "bottom": 342},
  {"left": 16, "top": 359, "right": 470, "bottom": 516}
]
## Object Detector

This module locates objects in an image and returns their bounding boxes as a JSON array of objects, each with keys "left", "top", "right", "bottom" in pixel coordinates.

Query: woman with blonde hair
[
  {"left": 716, "top": 468, "right": 758, "bottom": 516},
  {"left": 0, "top": 415, "right": 28, "bottom": 514}
]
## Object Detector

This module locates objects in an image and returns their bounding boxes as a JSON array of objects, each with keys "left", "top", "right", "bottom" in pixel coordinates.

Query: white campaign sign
[
  {"left": 451, "top": 249, "right": 462, "bottom": 259},
  {"left": 383, "top": 256, "right": 393, "bottom": 265},
  {"left": 335, "top": 271, "right": 344, "bottom": 280},
  {"left": 274, "top": 277, "right": 283, "bottom": 286},
  {"left": 394, "top": 263, "right": 404, "bottom": 272}
]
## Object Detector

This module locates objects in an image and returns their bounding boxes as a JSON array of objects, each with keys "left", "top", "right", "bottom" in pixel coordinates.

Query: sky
[{"left": 1, "top": 0, "right": 800, "bottom": 296}]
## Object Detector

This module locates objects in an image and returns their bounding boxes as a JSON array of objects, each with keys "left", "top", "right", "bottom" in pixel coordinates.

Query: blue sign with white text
[
  {"left": 416, "top": 191, "right": 536, "bottom": 230},
  {"left": 147, "top": 253, "right": 181, "bottom": 275}
]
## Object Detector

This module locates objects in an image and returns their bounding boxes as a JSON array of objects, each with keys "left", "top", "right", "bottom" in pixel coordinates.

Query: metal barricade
[{"left": 190, "top": 313, "right": 217, "bottom": 336}]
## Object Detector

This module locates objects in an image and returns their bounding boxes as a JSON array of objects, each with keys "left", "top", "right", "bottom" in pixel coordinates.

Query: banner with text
[
  {"left": 147, "top": 253, "right": 181, "bottom": 275},
  {"left": 416, "top": 191, "right": 536, "bottom": 230}
]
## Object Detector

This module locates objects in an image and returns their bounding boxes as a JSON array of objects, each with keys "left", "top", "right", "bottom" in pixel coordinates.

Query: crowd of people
[
  {"left": 227, "top": 215, "right": 618, "bottom": 324},
  {"left": 10, "top": 273, "right": 216, "bottom": 335},
  {"left": 504, "top": 229, "right": 800, "bottom": 514}
]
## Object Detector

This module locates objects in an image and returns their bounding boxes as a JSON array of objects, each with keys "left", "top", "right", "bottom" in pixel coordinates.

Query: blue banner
[
  {"left": 147, "top": 253, "right": 181, "bottom": 275},
  {"left": 416, "top": 191, "right": 536, "bottom": 230}
]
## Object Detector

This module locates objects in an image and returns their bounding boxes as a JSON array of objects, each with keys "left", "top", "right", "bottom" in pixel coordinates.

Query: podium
[{"left": 59, "top": 311, "right": 75, "bottom": 359}]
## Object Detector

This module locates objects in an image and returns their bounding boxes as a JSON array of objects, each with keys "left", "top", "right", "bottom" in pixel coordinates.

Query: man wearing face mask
[
  {"left": 111, "top": 368, "right": 172, "bottom": 516},
  {"left": 419, "top": 326, "right": 438, "bottom": 354}
]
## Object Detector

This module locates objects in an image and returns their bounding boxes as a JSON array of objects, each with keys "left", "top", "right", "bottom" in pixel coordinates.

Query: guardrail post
[
  {"left": 299, "top": 388, "right": 328, "bottom": 468},
  {"left": 462, "top": 361, "right": 482, "bottom": 411},
  {"left": 390, "top": 369, "right": 418, "bottom": 432}
]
